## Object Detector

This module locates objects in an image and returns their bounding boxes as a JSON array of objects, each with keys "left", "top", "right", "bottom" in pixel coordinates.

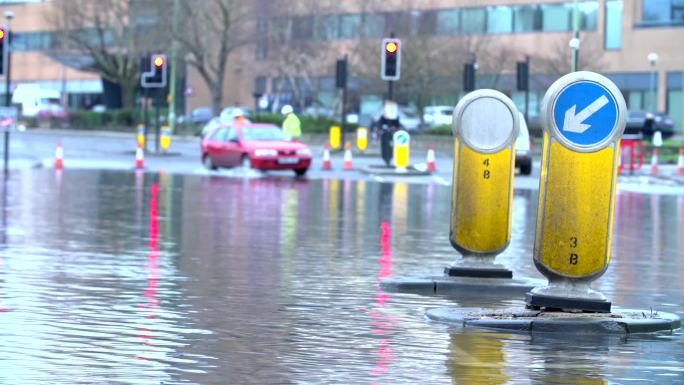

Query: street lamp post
[
  {"left": 3, "top": 11, "right": 13, "bottom": 178},
  {"left": 648, "top": 52, "right": 659, "bottom": 112}
]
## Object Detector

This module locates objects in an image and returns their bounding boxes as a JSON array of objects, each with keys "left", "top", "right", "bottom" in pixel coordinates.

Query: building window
[
  {"left": 435, "top": 9, "right": 460, "bottom": 35},
  {"left": 668, "top": 89, "right": 682, "bottom": 131},
  {"left": 605, "top": 0, "right": 623, "bottom": 50},
  {"left": 461, "top": 8, "right": 485, "bottom": 34},
  {"left": 291, "top": 16, "right": 314, "bottom": 40},
  {"left": 362, "top": 14, "right": 385, "bottom": 37},
  {"left": 270, "top": 18, "right": 291, "bottom": 42},
  {"left": 339, "top": 14, "right": 361, "bottom": 39},
  {"left": 579, "top": 1, "right": 599, "bottom": 30},
  {"left": 12, "top": 31, "right": 53, "bottom": 51},
  {"left": 513, "top": 5, "right": 540, "bottom": 32},
  {"left": 315, "top": 15, "right": 339, "bottom": 40},
  {"left": 541, "top": 3, "right": 572, "bottom": 32},
  {"left": 642, "top": 0, "right": 684, "bottom": 26},
  {"left": 487, "top": 6, "right": 513, "bottom": 33},
  {"left": 410, "top": 10, "right": 436, "bottom": 36}
]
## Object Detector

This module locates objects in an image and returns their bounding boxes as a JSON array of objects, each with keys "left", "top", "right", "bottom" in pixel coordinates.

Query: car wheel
[
  {"left": 294, "top": 168, "right": 308, "bottom": 176},
  {"left": 203, "top": 154, "right": 217, "bottom": 170},
  {"left": 241, "top": 155, "right": 252, "bottom": 169}
]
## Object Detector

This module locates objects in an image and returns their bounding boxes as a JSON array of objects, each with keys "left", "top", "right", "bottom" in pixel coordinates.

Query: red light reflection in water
[
  {"left": 369, "top": 221, "right": 399, "bottom": 381},
  {"left": 136, "top": 182, "right": 161, "bottom": 360}
]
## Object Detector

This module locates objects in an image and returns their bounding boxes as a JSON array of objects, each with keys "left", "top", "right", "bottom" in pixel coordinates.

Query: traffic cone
[
  {"left": 343, "top": 142, "right": 353, "bottom": 170},
  {"left": 677, "top": 148, "right": 684, "bottom": 176},
  {"left": 650, "top": 147, "right": 659, "bottom": 175},
  {"left": 54, "top": 142, "right": 64, "bottom": 170},
  {"left": 135, "top": 146, "right": 145, "bottom": 169},
  {"left": 426, "top": 144, "right": 437, "bottom": 172},
  {"left": 322, "top": 144, "right": 332, "bottom": 170}
]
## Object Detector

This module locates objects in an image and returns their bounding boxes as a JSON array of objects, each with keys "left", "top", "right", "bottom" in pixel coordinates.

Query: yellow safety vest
[{"left": 282, "top": 114, "right": 302, "bottom": 139}]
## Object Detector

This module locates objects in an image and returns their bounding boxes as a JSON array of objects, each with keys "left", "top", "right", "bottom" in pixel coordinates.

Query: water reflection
[{"left": 0, "top": 170, "right": 681, "bottom": 383}]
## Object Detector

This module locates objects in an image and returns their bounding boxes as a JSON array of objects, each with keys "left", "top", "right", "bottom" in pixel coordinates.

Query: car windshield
[{"left": 242, "top": 126, "right": 288, "bottom": 141}]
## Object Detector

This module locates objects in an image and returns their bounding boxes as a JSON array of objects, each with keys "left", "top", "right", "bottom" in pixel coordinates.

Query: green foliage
[{"left": 69, "top": 108, "right": 142, "bottom": 131}]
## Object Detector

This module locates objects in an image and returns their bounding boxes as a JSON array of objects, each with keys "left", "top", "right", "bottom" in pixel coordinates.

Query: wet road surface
[{"left": 0, "top": 169, "right": 682, "bottom": 384}]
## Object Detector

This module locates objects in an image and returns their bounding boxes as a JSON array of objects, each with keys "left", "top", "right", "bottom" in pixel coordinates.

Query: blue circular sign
[{"left": 552, "top": 81, "right": 619, "bottom": 148}]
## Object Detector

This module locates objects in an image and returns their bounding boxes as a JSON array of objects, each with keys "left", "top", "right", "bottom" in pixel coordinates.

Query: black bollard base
[
  {"left": 444, "top": 266, "right": 513, "bottom": 279},
  {"left": 426, "top": 306, "right": 681, "bottom": 335},
  {"left": 525, "top": 292, "right": 612, "bottom": 313},
  {"left": 380, "top": 275, "right": 543, "bottom": 296}
]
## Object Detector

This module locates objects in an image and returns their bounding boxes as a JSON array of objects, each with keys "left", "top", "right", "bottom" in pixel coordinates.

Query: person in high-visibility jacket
[{"left": 281, "top": 105, "right": 302, "bottom": 141}]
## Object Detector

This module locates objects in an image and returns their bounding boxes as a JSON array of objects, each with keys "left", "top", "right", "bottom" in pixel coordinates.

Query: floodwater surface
[{"left": 0, "top": 169, "right": 682, "bottom": 384}]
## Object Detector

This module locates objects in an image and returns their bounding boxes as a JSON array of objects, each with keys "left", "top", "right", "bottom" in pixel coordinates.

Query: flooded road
[{"left": 0, "top": 169, "right": 682, "bottom": 384}]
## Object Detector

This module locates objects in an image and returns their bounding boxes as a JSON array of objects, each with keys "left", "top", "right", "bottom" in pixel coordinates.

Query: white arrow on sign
[{"left": 562, "top": 95, "right": 609, "bottom": 134}]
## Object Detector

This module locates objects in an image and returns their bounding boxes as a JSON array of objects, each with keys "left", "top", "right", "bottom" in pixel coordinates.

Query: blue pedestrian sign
[{"left": 544, "top": 72, "right": 626, "bottom": 152}]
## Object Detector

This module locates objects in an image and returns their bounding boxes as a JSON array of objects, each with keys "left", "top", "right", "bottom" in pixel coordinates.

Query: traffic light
[
  {"left": 463, "top": 62, "right": 476, "bottom": 92},
  {"left": 381, "top": 38, "right": 401, "bottom": 81},
  {"left": 0, "top": 26, "right": 8, "bottom": 77},
  {"left": 335, "top": 58, "right": 347, "bottom": 89},
  {"left": 516, "top": 60, "right": 529, "bottom": 91},
  {"left": 141, "top": 54, "right": 167, "bottom": 88}
]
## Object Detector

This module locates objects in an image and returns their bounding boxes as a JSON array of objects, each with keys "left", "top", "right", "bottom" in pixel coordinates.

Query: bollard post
[
  {"left": 356, "top": 127, "right": 368, "bottom": 153},
  {"left": 393, "top": 130, "right": 410, "bottom": 172},
  {"left": 160, "top": 125, "right": 171, "bottom": 152},
  {"left": 527, "top": 71, "right": 627, "bottom": 313},
  {"left": 330, "top": 126, "right": 341, "bottom": 150},
  {"left": 447, "top": 90, "right": 520, "bottom": 278},
  {"left": 137, "top": 124, "right": 146, "bottom": 149}
]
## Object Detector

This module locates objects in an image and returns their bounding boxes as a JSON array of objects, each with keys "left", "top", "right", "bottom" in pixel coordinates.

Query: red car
[{"left": 201, "top": 123, "right": 312, "bottom": 176}]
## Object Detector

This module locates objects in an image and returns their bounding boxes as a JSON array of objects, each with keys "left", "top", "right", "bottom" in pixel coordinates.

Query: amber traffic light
[{"left": 381, "top": 38, "right": 401, "bottom": 81}]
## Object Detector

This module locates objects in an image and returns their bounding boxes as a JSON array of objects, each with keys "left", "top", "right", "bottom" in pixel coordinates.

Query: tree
[
  {"left": 48, "top": 0, "right": 166, "bottom": 108},
  {"left": 172, "top": 0, "right": 253, "bottom": 115}
]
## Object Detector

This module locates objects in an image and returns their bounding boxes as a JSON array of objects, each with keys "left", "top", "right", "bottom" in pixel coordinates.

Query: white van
[{"left": 11, "top": 84, "right": 62, "bottom": 117}]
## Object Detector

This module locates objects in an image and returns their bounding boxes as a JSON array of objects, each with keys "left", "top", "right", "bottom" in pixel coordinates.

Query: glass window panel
[
  {"left": 643, "top": 0, "right": 671, "bottom": 22},
  {"left": 315, "top": 15, "right": 339, "bottom": 40},
  {"left": 462, "top": 8, "right": 486, "bottom": 34},
  {"left": 628, "top": 91, "right": 644, "bottom": 111},
  {"left": 487, "top": 6, "right": 513, "bottom": 33},
  {"left": 580, "top": 1, "right": 598, "bottom": 30},
  {"left": 513, "top": 5, "right": 540, "bottom": 32},
  {"left": 291, "top": 16, "right": 314, "bottom": 40},
  {"left": 339, "top": 14, "right": 361, "bottom": 39},
  {"left": 361, "top": 14, "right": 385, "bottom": 38},
  {"left": 541, "top": 3, "right": 571, "bottom": 31},
  {"left": 270, "top": 18, "right": 291, "bottom": 42},
  {"left": 667, "top": 90, "right": 682, "bottom": 131},
  {"left": 605, "top": 0, "right": 623, "bottom": 50},
  {"left": 435, "top": 9, "right": 460, "bottom": 35}
]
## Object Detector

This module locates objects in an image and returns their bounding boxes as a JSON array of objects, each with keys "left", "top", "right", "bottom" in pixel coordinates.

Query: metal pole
[
  {"left": 143, "top": 87, "right": 149, "bottom": 152},
  {"left": 387, "top": 81, "right": 393, "bottom": 101},
  {"left": 341, "top": 55, "right": 348, "bottom": 147},
  {"left": 524, "top": 55, "right": 530, "bottom": 124},
  {"left": 3, "top": 26, "right": 11, "bottom": 178},
  {"left": 167, "top": 0, "right": 180, "bottom": 135},
  {"left": 571, "top": 0, "right": 580, "bottom": 72},
  {"left": 155, "top": 93, "right": 160, "bottom": 153}
]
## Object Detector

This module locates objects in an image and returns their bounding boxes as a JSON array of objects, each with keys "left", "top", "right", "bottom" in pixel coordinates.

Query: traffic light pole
[
  {"left": 3, "top": 28, "right": 11, "bottom": 178},
  {"left": 155, "top": 93, "right": 160, "bottom": 153},
  {"left": 387, "top": 81, "right": 394, "bottom": 101},
  {"left": 143, "top": 88, "right": 149, "bottom": 152},
  {"left": 524, "top": 56, "right": 530, "bottom": 124}
]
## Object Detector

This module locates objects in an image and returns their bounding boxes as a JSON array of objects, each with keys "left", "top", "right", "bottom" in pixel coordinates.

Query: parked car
[
  {"left": 423, "top": 105, "right": 453, "bottom": 127},
  {"left": 625, "top": 110, "right": 675, "bottom": 139},
  {"left": 201, "top": 123, "right": 312, "bottom": 176},
  {"left": 219, "top": 106, "right": 253, "bottom": 123},
  {"left": 188, "top": 107, "right": 213, "bottom": 124},
  {"left": 516, "top": 112, "right": 532, "bottom": 175}
]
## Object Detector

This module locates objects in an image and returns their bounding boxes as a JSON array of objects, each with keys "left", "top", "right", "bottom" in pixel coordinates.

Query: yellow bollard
[
  {"left": 527, "top": 71, "right": 627, "bottom": 312},
  {"left": 356, "top": 127, "right": 368, "bottom": 152},
  {"left": 393, "top": 130, "right": 410, "bottom": 172},
  {"left": 160, "top": 125, "right": 172, "bottom": 151},
  {"left": 137, "top": 124, "right": 146, "bottom": 148},
  {"left": 329, "top": 126, "right": 341, "bottom": 150}
]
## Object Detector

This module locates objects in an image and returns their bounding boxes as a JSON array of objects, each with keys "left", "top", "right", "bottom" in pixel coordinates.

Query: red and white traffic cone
[
  {"left": 322, "top": 144, "right": 332, "bottom": 170},
  {"left": 426, "top": 144, "right": 436, "bottom": 172},
  {"left": 343, "top": 142, "right": 353, "bottom": 170},
  {"left": 54, "top": 142, "right": 64, "bottom": 170},
  {"left": 677, "top": 148, "right": 684, "bottom": 176},
  {"left": 135, "top": 146, "right": 145, "bottom": 170},
  {"left": 650, "top": 147, "right": 659, "bottom": 175}
]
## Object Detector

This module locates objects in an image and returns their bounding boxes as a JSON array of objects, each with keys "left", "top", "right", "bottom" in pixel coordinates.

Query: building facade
[{"left": 1, "top": 0, "right": 682, "bottom": 131}]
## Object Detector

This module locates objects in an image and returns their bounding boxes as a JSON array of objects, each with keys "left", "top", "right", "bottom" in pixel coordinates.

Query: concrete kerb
[
  {"left": 426, "top": 306, "right": 681, "bottom": 335},
  {"left": 381, "top": 275, "right": 545, "bottom": 296}
]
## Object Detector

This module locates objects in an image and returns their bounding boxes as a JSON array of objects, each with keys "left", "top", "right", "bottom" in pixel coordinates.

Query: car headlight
[
  {"left": 254, "top": 149, "right": 278, "bottom": 157},
  {"left": 296, "top": 148, "right": 312, "bottom": 156}
]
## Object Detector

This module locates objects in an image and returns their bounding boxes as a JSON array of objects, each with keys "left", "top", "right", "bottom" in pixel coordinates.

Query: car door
[
  {"left": 207, "top": 128, "right": 229, "bottom": 166},
  {"left": 222, "top": 127, "right": 243, "bottom": 167}
]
